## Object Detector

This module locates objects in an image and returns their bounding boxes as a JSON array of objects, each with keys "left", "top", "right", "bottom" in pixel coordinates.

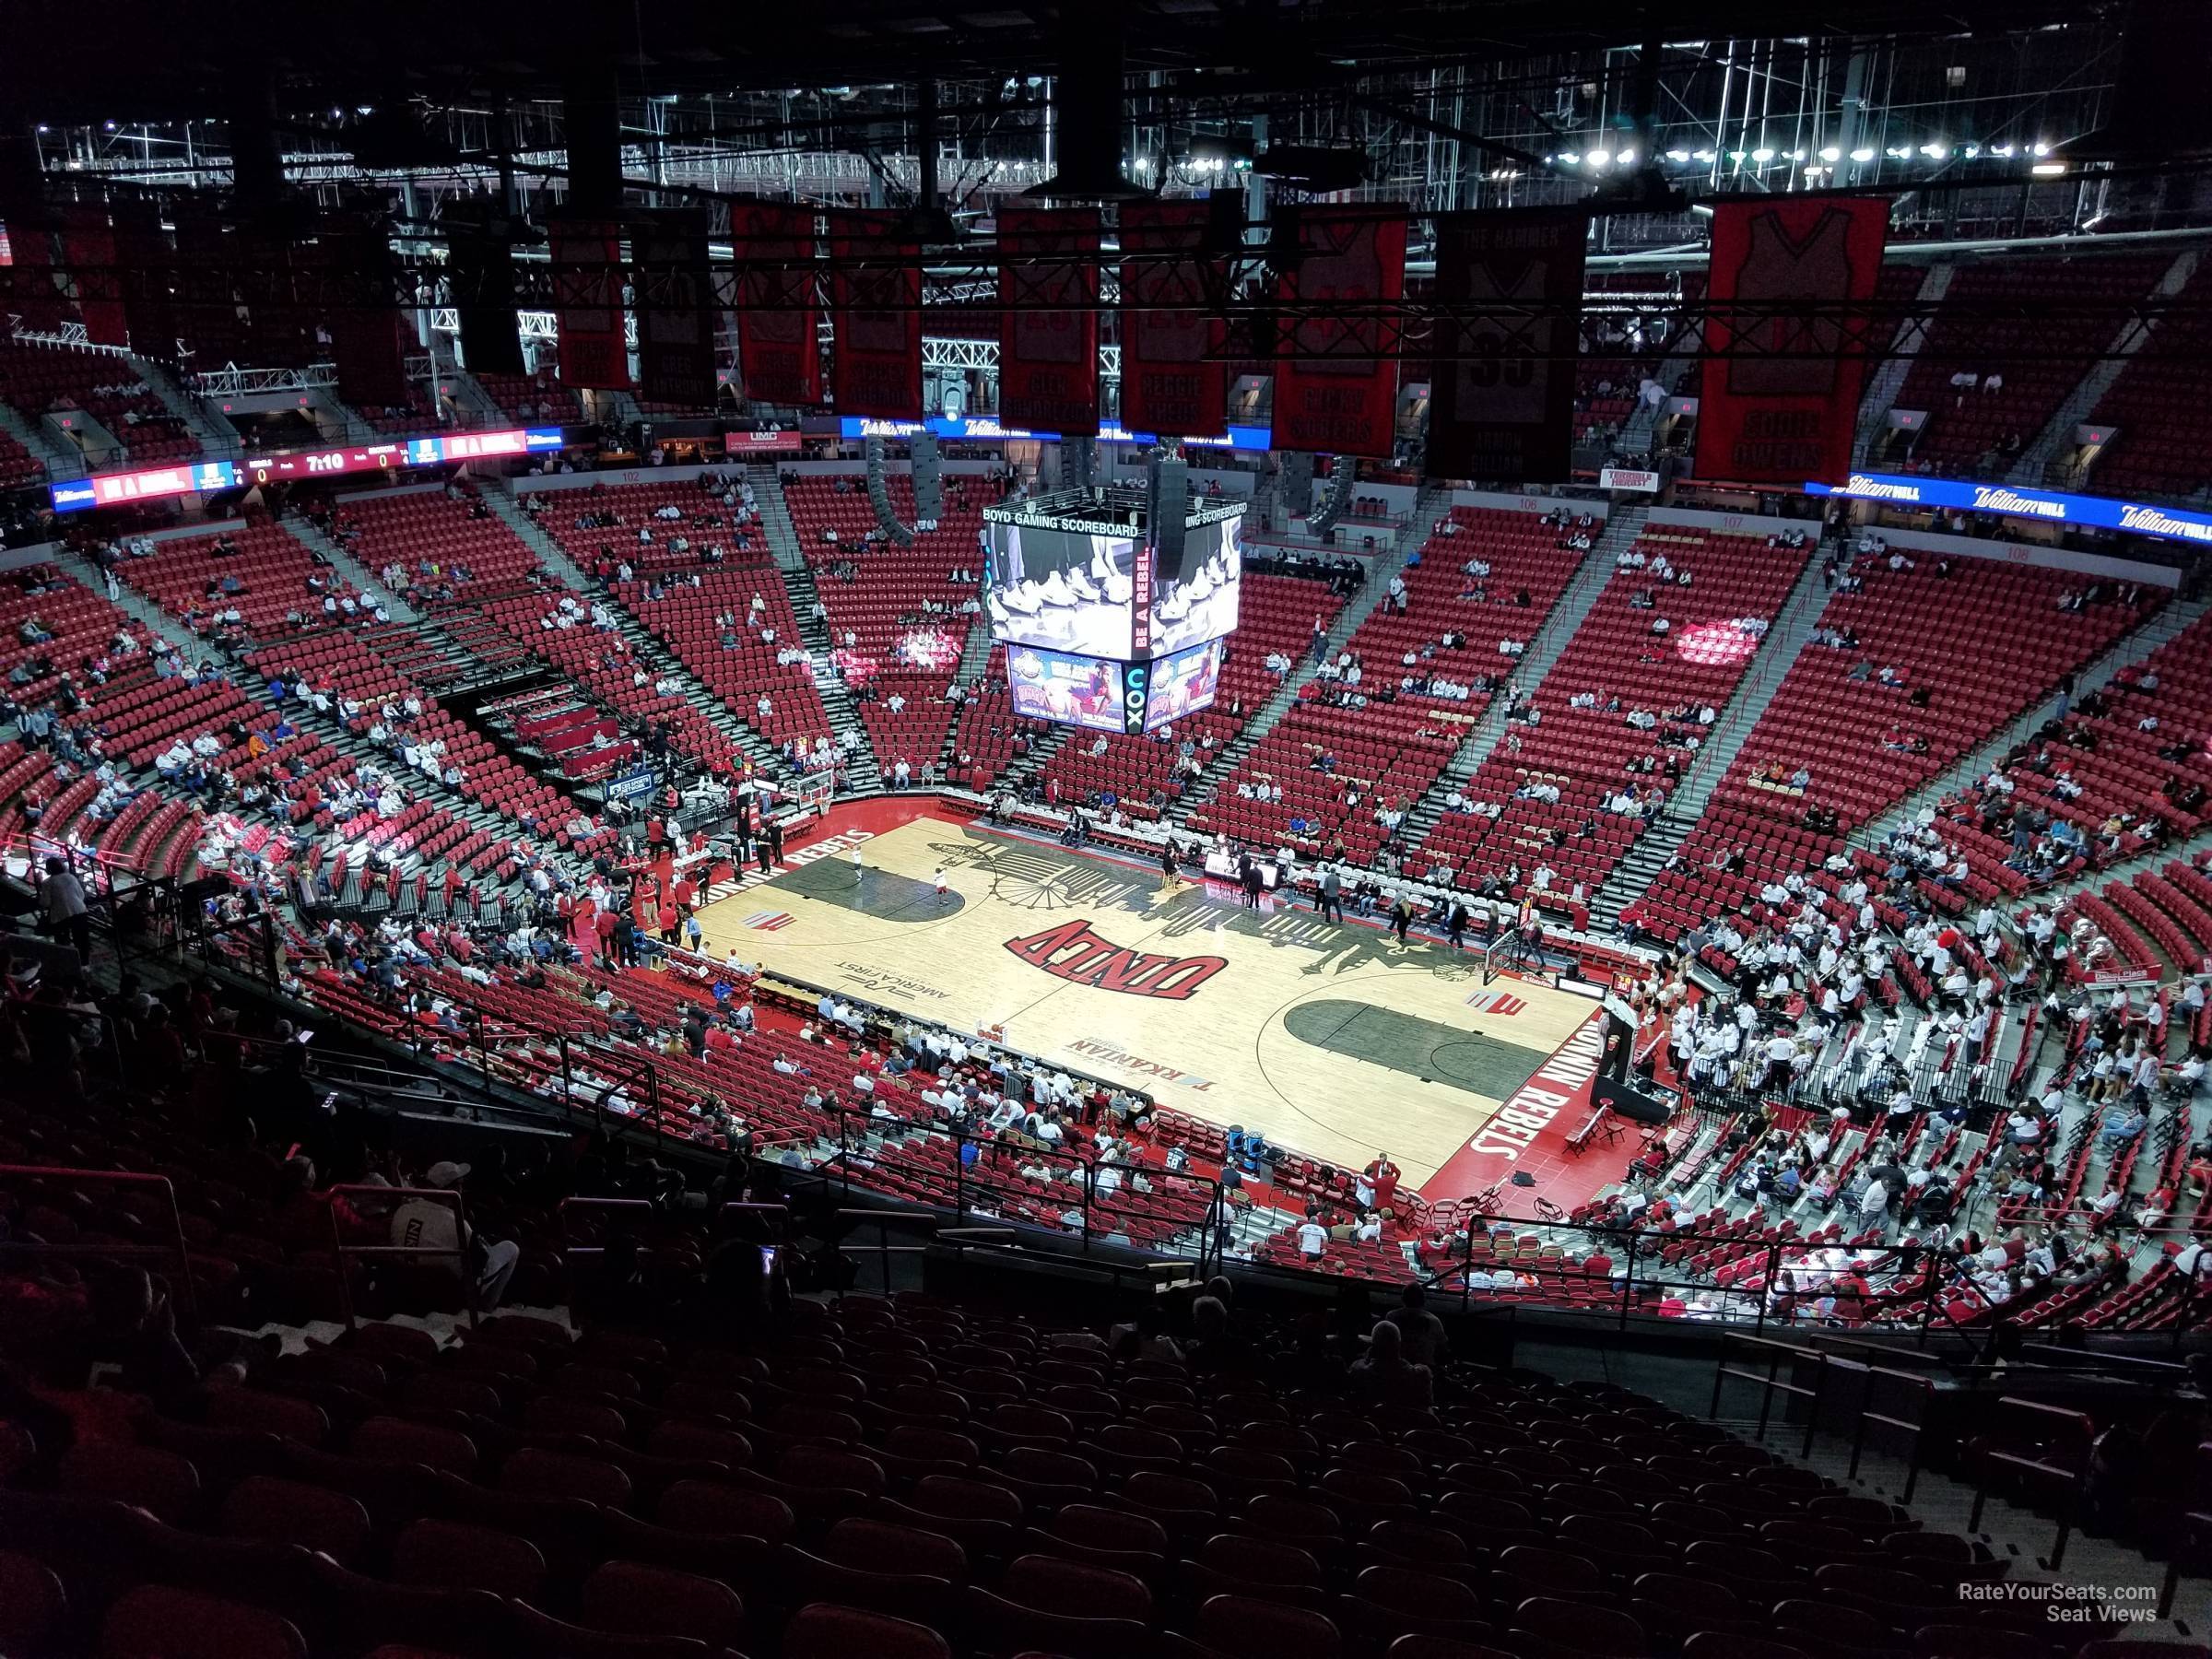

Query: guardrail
[
  {"left": 325, "top": 1182, "right": 476, "bottom": 1332},
  {"left": 0, "top": 1164, "right": 198, "bottom": 1319}
]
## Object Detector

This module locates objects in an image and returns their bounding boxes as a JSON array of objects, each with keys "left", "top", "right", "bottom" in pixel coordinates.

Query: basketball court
[{"left": 695, "top": 810, "right": 1620, "bottom": 1198}]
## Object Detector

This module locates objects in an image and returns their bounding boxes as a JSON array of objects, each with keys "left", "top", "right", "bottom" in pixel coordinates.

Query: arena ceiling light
[
  {"left": 1851, "top": 147, "right": 1877, "bottom": 162},
  {"left": 1585, "top": 149, "right": 1611, "bottom": 165},
  {"left": 2033, "top": 160, "right": 2069, "bottom": 175},
  {"left": 1186, "top": 134, "right": 1253, "bottom": 170},
  {"left": 1665, "top": 148, "right": 1690, "bottom": 162},
  {"left": 1819, "top": 147, "right": 1841, "bottom": 162},
  {"left": 1750, "top": 147, "right": 1774, "bottom": 162}
]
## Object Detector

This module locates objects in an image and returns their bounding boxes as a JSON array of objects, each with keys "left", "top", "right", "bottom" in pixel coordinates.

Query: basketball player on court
[{"left": 1159, "top": 840, "right": 1181, "bottom": 897}]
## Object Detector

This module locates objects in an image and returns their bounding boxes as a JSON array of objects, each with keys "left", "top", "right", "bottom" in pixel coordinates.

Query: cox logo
[{"left": 1122, "top": 664, "right": 1150, "bottom": 734}]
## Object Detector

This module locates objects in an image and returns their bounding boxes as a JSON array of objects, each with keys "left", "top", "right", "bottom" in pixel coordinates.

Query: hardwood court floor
[{"left": 696, "top": 816, "right": 1601, "bottom": 1185}]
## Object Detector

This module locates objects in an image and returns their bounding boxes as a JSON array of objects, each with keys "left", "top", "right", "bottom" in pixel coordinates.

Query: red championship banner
[
  {"left": 0, "top": 218, "right": 69, "bottom": 334},
  {"left": 324, "top": 216, "right": 410, "bottom": 408},
  {"left": 996, "top": 206, "right": 1100, "bottom": 435},
  {"left": 112, "top": 205, "right": 178, "bottom": 360},
  {"left": 1426, "top": 208, "right": 1587, "bottom": 483},
  {"left": 633, "top": 206, "right": 719, "bottom": 409},
  {"left": 731, "top": 201, "right": 821, "bottom": 407},
  {"left": 60, "top": 206, "right": 127, "bottom": 347},
  {"left": 549, "top": 216, "right": 633, "bottom": 391},
  {"left": 1699, "top": 195, "right": 1888, "bottom": 485},
  {"left": 1273, "top": 206, "right": 1408, "bottom": 457},
  {"left": 830, "top": 211, "right": 922, "bottom": 419},
  {"left": 1118, "top": 199, "right": 1229, "bottom": 439}
]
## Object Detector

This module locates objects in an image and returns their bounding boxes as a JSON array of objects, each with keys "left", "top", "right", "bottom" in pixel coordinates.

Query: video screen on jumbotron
[
  {"left": 984, "top": 512, "right": 1243, "bottom": 661},
  {"left": 1006, "top": 647, "right": 1128, "bottom": 733},
  {"left": 984, "top": 523, "right": 1140, "bottom": 659},
  {"left": 1143, "top": 638, "right": 1225, "bottom": 729}
]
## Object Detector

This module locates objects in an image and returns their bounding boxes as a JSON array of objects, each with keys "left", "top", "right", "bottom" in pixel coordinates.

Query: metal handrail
[
  {"left": 0, "top": 1163, "right": 198, "bottom": 1319},
  {"left": 326, "top": 1182, "right": 475, "bottom": 1332}
]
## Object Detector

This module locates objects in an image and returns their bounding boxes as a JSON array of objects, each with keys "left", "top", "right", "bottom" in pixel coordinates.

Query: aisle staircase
[
  {"left": 479, "top": 486, "right": 796, "bottom": 785},
  {"left": 1860, "top": 592, "right": 2211, "bottom": 854},
  {"left": 746, "top": 465, "right": 881, "bottom": 794},
  {"left": 1170, "top": 486, "right": 1448, "bottom": 821},
  {"left": 1591, "top": 544, "right": 1835, "bottom": 927},
  {"left": 1618, "top": 326, "right": 1703, "bottom": 457},
  {"left": 2013, "top": 247, "right": 2201, "bottom": 487},
  {"left": 277, "top": 515, "right": 420, "bottom": 625},
  {"left": 1853, "top": 262, "right": 1955, "bottom": 465},
  {"left": 138, "top": 358, "right": 240, "bottom": 454},
  {"left": 1394, "top": 505, "right": 1643, "bottom": 850},
  {"left": 0, "top": 400, "right": 76, "bottom": 480}
]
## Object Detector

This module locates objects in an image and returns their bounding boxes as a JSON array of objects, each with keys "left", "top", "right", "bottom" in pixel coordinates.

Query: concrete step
[
  {"left": 276, "top": 516, "right": 420, "bottom": 625},
  {"left": 1854, "top": 262, "right": 1956, "bottom": 465},
  {"left": 1172, "top": 484, "right": 1451, "bottom": 820},
  {"left": 2012, "top": 247, "right": 2201, "bottom": 485},
  {"left": 1864, "top": 593, "right": 2212, "bottom": 852},
  {"left": 481, "top": 485, "right": 794, "bottom": 782},
  {"left": 0, "top": 398, "right": 76, "bottom": 480},
  {"left": 1397, "top": 505, "right": 1644, "bottom": 849},
  {"left": 137, "top": 356, "right": 241, "bottom": 453}
]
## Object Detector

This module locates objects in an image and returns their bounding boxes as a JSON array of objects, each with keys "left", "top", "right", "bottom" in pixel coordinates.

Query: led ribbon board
[{"left": 51, "top": 428, "right": 566, "bottom": 512}]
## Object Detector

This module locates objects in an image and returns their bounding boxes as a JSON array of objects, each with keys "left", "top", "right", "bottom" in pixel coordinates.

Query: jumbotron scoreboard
[{"left": 983, "top": 477, "right": 1244, "bottom": 735}]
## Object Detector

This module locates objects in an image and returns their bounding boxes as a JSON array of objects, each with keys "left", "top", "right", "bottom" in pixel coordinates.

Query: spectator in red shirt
[
  {"left": 1362, "top": 1153, "right": 1402, "bottom": 1215},
  {"left": 268, "top": 1157, "right": 378, "bottom": 1250}
]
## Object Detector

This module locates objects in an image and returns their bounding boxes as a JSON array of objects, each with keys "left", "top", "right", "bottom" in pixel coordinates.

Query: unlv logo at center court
[{"left": 1004, "top": 920, "right": 1229, "bottom": 1001}]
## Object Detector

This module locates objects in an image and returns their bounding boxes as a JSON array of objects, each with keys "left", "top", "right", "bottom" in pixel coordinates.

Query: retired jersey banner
[
  {"left": 1272, "top": 206, "right": 1408, "bottom": 458},
  {"left": 731, "top": 201, "right": 821, "bottom": 407},
  {"left": 1426, "top": 208, "right": 1586, "bottom": 483},
  {"left": 60, "top": 206, "right": 127, "bottom": 347},
  {"left": 549, "top": 216, "right": 632, "bottom": 391},
  {"left": 1118, "top": 198, "right": 1229, "bottom": 440},
  {"left": 633, "top": 207, "right": 719, "bottom": 409},
  {"left": 830, "top": 212, "right": 923, "bottom": 419},
  {"left": 1700, "top": 195, "right": 1888, "bottom": 485},
  {"left": 997, "top": 206, "right": 1100, "bottom": 435}
]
